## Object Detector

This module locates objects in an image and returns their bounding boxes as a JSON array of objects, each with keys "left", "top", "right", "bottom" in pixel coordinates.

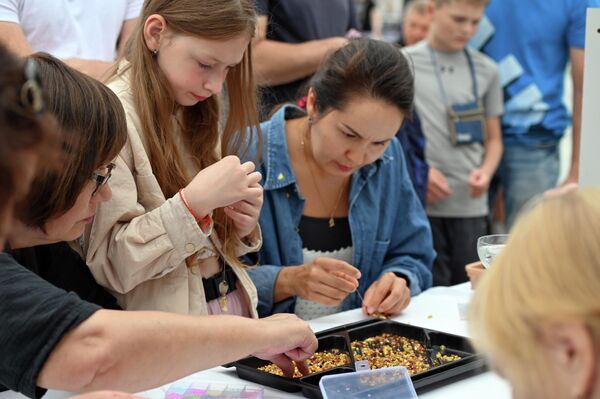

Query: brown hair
[
  {"left": 0, "top": 45, "right": 56, "bottom": 238},
  {"left": 17, "top": 53, "right": 128, "bottom": 228},
  {"left": 115, "top": 0, "right": 260, "bottom": 265},
  {"left": 309, "top": 38, "right": 414, "bottom": 119}
]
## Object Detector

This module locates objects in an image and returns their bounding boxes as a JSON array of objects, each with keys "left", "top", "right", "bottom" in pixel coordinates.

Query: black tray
[{"left": 229, "top": 319, "right": 487, "bottom": 398}]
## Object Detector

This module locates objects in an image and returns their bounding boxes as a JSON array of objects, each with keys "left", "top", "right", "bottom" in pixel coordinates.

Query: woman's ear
[
  {"left": 306, "top": 87, "right": 317, "bottom": 120},
  {"left": 541, "top": 321, "right": 598, "bottom": 399},
  {"left": 143, "top": 14, "right": 168, "bottom": 53}
]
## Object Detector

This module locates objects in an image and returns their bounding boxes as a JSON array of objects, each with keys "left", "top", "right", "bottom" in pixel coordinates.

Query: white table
[{"left": 0, "top": 284, "right": 511, "bottom": 399}]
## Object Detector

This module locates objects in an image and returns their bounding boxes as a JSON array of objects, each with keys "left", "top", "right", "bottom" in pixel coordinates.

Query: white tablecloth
[{"left": 0, "top": 283, "right": 511, "bottom": 399}]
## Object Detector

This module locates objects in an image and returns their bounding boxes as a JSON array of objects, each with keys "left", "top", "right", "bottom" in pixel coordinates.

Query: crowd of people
[{"left": 0, "top": 0, "right": 598, "bottom": 398}]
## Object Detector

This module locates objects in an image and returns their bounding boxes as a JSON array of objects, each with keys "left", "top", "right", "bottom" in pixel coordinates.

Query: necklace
[
  {"left": 207, "top": 214, "right": 230, "bottom": 313},
  {"left": 300, "top": 126, "right": 346, "bottom": 228},
  {"left": 217, "top": 216, "right": 229, "bottom": 312}
]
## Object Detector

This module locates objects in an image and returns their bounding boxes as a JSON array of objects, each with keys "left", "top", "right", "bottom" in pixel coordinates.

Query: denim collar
[
  {"left": 262, "top": 105, "right": 301, "bottom": 190},
  {"left": 261, "top": 104, "right": 395, "bottom": 191}
]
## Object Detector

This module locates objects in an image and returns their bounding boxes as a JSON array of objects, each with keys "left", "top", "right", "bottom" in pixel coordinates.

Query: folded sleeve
[
  {"left": 235, "top": 224, "right": 262, "bottom": 257},
  {"left": 85, "top": 150, "right": 213, "bottom": 294}
]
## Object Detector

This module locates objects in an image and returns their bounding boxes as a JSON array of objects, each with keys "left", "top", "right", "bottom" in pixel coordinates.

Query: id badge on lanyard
[{"left": 429, "top": 46, "right": 486, "bottom": 145}]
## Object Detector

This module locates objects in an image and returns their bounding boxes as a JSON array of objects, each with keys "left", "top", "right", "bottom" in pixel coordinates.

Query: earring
[{"left": 151, "top": 49, "right": 158, "bottom": 57}]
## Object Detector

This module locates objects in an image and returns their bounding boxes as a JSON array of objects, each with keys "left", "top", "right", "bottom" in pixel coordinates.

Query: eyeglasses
[
  {"left": 20, "top": 58, "right": 44, "bottom": 114},
  {"left": 90, "top": 163, "right": 115, "bottom": 196}
]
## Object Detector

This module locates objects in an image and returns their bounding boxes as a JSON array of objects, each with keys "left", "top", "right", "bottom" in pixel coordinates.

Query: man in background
[
  {"left": 471, "top": 0, "right": 600, "bottom": 229},
  {"left": 0, "top": 0, "right": 142, "bottom": 80},
  {"left": 398, "top": 0, "right": 433, "bottom": 46},
  {"left": 252, "top": 0, "right": 359, "bottom": 117}
]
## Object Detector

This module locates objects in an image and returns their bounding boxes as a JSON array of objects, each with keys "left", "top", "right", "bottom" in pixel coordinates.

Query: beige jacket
[{"left": 84, "top": 64, "right": 260, "bottom": 316}]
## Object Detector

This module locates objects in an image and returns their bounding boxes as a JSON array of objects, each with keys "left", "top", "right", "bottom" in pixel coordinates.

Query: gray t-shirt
[{"left": 405, "top": 41, "right": 503, "bottom": 217}]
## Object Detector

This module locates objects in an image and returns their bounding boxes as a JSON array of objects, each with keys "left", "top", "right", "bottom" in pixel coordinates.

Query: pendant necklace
[
  {"left": 301, "top": 124, "right": 346, "bottom": 228},
  {"left": 217, "top": 216, "right": 229, "bottom": 312}
]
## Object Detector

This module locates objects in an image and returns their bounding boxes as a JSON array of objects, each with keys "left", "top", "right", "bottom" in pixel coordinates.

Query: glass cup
[{"left": 477, "top": 234, "right": 509, "bottom": 269}]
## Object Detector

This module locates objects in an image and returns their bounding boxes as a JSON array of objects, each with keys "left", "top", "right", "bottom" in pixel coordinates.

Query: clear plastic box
[{"left": 319, "top": 365, "right": 418, "bottom": 399}]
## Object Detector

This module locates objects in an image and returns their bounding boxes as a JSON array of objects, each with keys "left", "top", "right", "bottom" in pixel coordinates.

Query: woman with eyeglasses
[
  {"left": 5, "top": 52, "right": 124, "bottom": 309},
  {"left": 0, "top": 47, "right": 316, "bottom": 399}
]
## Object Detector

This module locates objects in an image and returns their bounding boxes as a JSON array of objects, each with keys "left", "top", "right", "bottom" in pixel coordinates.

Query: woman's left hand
[
  {"left": 223, "top": 183, "right": 264, "bottom": 238},
  {"left": 362, "top": 272, "right": 411, "bottom": 316}
]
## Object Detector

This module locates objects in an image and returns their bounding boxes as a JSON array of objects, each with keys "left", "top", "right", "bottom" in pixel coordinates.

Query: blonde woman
[
  {"left": 85, "top": 0, "right": 263, "bottom": 315},
  {"left": 469, "top": 188, "right": 600, "bottom": 399}
]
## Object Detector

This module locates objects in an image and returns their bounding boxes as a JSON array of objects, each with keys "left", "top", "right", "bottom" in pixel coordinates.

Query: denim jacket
[{"left": 246, "top": 106, "right": 434, "bottom": 317}]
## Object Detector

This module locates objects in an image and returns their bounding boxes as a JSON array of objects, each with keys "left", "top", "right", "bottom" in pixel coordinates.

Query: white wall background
[{"left": 579, "top": 8, "right": 600, "bottom": 186}]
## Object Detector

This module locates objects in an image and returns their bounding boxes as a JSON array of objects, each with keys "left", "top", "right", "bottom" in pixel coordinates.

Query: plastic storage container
[
  {"left": 164, "top": 382, "right": 263, "bottom": 399},
  {"left": 320, "top": 365, "right": 418, "bottom": 399}
]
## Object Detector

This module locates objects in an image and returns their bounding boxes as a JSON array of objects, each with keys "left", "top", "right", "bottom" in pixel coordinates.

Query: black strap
[
  {"left": 202, "top": 264, "right": 238, "bottom": 302},
  {"left": 463, "top": 49, "right": 479, "bottom": 99},
  {"left": 428, "top": 45, "right": 479, "bottom": 106}
]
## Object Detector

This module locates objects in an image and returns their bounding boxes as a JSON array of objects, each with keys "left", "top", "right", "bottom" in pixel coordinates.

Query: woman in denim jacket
[{"left": 247, "top": 39, "right": 435, "bottom": 319}]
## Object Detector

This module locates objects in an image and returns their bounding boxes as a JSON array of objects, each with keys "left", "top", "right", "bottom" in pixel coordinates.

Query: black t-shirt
[
  {"left": 298, "top": 216, "right": 352, "bottom": 252},
  {"left": 297, "top": 216, "right": 409, "bottom": 285},
  {"left": 0, "top": 252, "right": 101, "bottom": 398},
  {"left": 9, "top": 242, "right": 120, "bottom": 310},
  {"left": 255, "top": 0, "right": 358, "bottom": 116}
]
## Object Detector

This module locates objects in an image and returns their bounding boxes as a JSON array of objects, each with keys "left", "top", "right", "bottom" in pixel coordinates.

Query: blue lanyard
[{"left": 427, "top": 45, "right": 479, "bottom": 108}]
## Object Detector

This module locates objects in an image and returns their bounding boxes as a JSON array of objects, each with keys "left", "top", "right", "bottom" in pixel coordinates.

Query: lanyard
[{"left": 427, "top": 45, "right": 479, "bottom": 108}]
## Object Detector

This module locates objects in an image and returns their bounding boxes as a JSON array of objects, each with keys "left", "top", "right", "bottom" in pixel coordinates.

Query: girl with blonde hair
[
  {"left": 85, "top": 0, "right": 263, "bottom": 316},
  {"left": 469, "top": 188, "right": 600, "bottom": 399}
]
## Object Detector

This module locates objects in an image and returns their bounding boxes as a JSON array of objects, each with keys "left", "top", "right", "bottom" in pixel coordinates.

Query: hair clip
[{"left": 20, "top": 59, "right": 44, "bottom": 114}]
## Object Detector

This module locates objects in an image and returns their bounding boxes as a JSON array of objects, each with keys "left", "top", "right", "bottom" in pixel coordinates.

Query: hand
[
  {"left": 544, "top": 182, "right": 578, "bottom": 199},
  {"left": 223, "top": 183, "right": 263, "bottom": 238},
  {"left": 345, "top": 28, "right": 362, "bottom": 39},
  {"left": 560, "top": 170, "right": 579, "bottom": 187},
  {"left": 427, "top": 167, "right": 452, "bottom": 204},
  {"left": 183, "top": 156, "right": 262, "bottom": 218},
  {"left": 468, "top": 168, "right": 491, "bottom": 198},
  {"left": 561, "top": 159, "right": 579, "bottom": 187},
  {"left": 293, "top": 257, "right": 361, "bottom": 306},
  {"left": 362, "top": 272, "right": 411, "bottom": 316},
  {"left": 252, "top": 314, "right": 318, "bottom": 377},
  {"left": 69, "top": 392, "right": 143, "bottom": 399}
]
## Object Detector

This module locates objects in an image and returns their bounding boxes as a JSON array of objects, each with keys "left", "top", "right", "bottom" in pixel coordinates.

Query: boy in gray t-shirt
[{"left": 404, "top": 0, "right": 503, "bottom": 286}]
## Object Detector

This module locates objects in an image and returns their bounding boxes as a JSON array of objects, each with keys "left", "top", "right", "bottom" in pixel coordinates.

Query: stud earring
[{"left": 151, "top": 49, "right": 158, "bottom": 57}]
